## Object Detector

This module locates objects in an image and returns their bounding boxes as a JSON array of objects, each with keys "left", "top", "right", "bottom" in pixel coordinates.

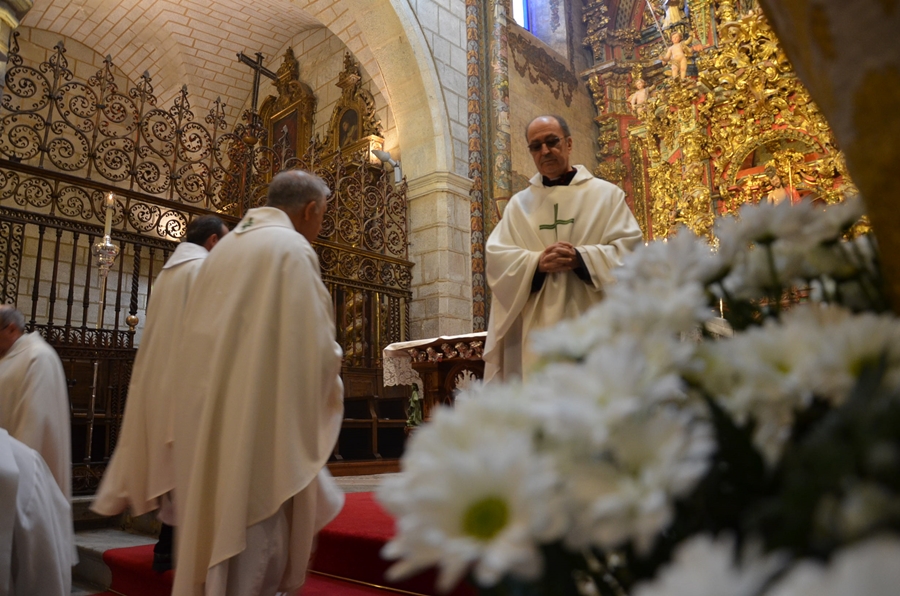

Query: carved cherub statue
[
  {"left": 628, "top": 79, "right": 652, "bottom": 114},
  {"left": 662, "top": 0, "right": 684, "bottom": 28},
  {"left": 662, "top": 32, "right": 691, "bottom": 79}
]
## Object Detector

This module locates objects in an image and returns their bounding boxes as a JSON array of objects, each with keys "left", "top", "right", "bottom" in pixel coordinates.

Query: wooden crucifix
[{"left": 236, "top": 51, "right": 278, "bottom": 113}]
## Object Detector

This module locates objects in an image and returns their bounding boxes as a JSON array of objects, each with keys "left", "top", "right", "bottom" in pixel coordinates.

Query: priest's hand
[{"left": 538, "top": 242, "right": 578, "bottom": 273}]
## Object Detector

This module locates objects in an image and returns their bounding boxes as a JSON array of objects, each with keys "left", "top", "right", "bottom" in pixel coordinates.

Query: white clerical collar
[
  {"left": 529, "top": 164, "right": 593, "bottom": 188},
  {"left": 233, "top": 207, "right": 295, "bottom": 235},
  {"left": 163, "top": 242, "right": 208, "bottom": 270}
]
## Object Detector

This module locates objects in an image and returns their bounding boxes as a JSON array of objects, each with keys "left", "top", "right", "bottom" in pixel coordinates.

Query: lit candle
[{"left": 103, "top": 192, "right": 114, "bottom": 237}]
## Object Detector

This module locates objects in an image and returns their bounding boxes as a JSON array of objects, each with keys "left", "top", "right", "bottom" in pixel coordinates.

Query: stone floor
[{"left": 334, "top": 473, "right": 389, "bottom": 493}]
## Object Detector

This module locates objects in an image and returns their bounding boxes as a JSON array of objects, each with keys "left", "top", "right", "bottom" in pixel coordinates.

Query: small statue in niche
[
  {"left": 662, "top": 0, "right": 684, "bottom": 28},
  {"left": 662, "top": 32, "right": 692, "bottom": 79},
  {"left": 628, "top": 79, "right": 652, "bottom": 114},
  {"left": 765, "top": 167, "right": 800, "bottom": 205},
  {"left": 737, "top": 0, "right": 756, "bottom": 15}
]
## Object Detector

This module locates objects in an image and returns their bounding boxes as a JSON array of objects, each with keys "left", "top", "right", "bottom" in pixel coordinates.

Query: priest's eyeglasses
[{"left": 527, "top": 135, "right": 563, "bottom": 153}]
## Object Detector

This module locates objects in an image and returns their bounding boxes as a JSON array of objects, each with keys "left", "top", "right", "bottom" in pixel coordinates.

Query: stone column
[
  {"left": 0, "top": 0, "right": 32, "bottom": 89},
  {"left": 407, "top": 171, "right": 474, "bottom": 339}
]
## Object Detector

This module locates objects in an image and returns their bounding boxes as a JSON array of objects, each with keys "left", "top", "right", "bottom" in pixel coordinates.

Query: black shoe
[{"left": 152, "top": 551, "right": 173, "bottom": 574}]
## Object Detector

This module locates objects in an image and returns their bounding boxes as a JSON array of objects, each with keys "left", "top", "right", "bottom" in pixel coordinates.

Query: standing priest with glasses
[{"left": 484, "top": 114, "right": 643, "bottom": 382}]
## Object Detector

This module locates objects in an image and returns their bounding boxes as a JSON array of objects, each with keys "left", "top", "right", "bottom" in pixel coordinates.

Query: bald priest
[
  {"left": 484, "top": 115, "right": 643, "bottom": 382},
  {"left": 170, "top": 171, "right": 344, "bottom": 596}
]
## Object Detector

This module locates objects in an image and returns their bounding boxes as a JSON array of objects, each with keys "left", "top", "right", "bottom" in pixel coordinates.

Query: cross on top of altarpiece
[{"left": 236, "top": 51, "right": 278, "bottom": 114}]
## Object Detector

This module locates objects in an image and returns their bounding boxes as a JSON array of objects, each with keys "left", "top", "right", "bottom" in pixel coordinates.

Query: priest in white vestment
[
  {"left": 0, "top": 428, "right": 76, "bottom": 595},
  {"left": 171, "top": 170, "right": 345, "bottom": 596},
  {"left": 91, "top": 215, "right": 229, "bottom": 572},
  {"left": 484, "top": 115, "right": 643, "bottom": 382},
  {"left": 0, "top": 306, "right": 71, "bottom": 502}
]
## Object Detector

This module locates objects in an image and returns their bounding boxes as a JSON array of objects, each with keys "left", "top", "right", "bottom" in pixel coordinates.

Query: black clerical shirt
[{"left": 531, "top": 169, "right": 592, "bottom": 293}]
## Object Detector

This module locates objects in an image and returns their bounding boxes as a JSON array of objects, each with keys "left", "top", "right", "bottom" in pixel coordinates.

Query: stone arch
[
  {"left": 291, "top": 0, "right": 455, "bottom": 178},
  {"left": 21, "top": 0, "right": 190, "bottom": 109}
]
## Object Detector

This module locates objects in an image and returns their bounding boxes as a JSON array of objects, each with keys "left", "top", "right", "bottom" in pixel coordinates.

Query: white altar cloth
[{"left": 382, "top": 332, "right": 488, "bottom": 393}]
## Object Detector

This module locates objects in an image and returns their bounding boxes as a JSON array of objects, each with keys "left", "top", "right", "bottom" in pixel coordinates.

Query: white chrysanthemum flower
[
  {"left": 564, "top": 410, "right": 714, "bottom": 553},
  {"left": 694, "top": 316, "right": 820, "bottom": 462},
  {"left": 632, "top": 534, "right": 787, "bottom": 596},
  {"left": 529, "top": 303, "right": 616, "bottom": 362},
  {"left": 378, "top": 427, "right": 567, "bottom": 592},
  {"left": 532, "top": 282, "right": 712, "bottom": 364},
  {"left": 715, "top": 200, "right": 815, "bottom": 258},
  {"left": 768, "top": 536, "right": 900, "bottom": 596},
  {"left": 790, "top": 307, "right": 900, "bottom": 404},
  {"left": 532, "top": 231, "right": 719, "bottom": 364},
  {"left": 717, "top": 240, "right": 809, "bottom": 301},
  {"left": 616, "top": 229, "right": 727, "bottom": 289},
  {"left": 800, "top": 195, "right": 866, "bottom": 245}
]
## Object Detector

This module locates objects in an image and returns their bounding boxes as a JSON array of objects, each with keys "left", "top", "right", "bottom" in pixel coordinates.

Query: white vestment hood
[{"left": 92, "top": 241, "right": 209, "bottom": 517}]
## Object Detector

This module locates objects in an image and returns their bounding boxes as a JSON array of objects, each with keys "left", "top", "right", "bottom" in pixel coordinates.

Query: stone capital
[
  {"left": 0, "top": 0, "right": 33, "bottom": 28},
  {"left": 407, "top": 170, "right": 474, "bottom": 201}
]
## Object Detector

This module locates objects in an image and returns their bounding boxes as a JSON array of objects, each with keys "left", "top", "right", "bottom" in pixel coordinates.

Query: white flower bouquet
[{"left": 378, "top": 198, "right": 900, "bottom": 596}]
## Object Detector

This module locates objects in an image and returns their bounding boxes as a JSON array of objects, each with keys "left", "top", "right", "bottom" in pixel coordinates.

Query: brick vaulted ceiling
[{"left": 22, "top": 0, "right": 325, "bottom": 122}]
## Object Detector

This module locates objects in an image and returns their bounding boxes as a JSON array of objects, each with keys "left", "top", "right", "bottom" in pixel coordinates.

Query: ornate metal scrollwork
[{"left": 0, "top": 34, "right": 249, "bottom": 237}]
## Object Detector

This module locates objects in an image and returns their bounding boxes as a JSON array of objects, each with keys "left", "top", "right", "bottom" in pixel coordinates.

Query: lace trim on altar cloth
[{"left": 383, "top": 352, "right": 424, "bottom": 394}]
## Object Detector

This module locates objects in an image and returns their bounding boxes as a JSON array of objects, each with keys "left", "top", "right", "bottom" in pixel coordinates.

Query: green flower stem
[{"left": 763, "top": 242, "right": 783, "bottom": 316}]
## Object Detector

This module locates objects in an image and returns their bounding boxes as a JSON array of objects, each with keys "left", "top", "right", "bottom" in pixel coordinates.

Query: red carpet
[
  {"left": 312, "top": 492, "right": 476, "bottom": 596},
  {"left": 100, "top": 492, "right": 477, "bottom": 596}
]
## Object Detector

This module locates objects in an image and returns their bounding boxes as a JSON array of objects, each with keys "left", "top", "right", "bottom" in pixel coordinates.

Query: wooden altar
[{"left": 383, "top": 333, "right": 486, "bottom": 422}]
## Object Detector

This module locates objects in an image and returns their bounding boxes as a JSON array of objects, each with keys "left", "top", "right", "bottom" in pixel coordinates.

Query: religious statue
[
  {"left": 662, "top": 32, "right": 691, "bottom": 79},
  {"left": 765, "top": 167, "right": 800, "bottom": 205},
  {"left": 628, "top": 79, "right": 652, "bottom": 114},
  {"left": 662, "top": 0, "right": 684, "bottom": 28}
]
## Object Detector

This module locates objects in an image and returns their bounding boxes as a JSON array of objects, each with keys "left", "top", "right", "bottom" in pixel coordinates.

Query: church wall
[
  {"left": 251, "top": 27, "right": 399, "bottom": 155},
  {"left": 15, "top": 27, "right": 134, "bottom": 102},
  {"left": 507, "top": 28, "right": 599, "bottom": 192},
  {"left": 406, "top": 0, "right": 469, "bottom": 179},
  {"left": 407, "top": 171, "right": 473, "bottom": 339},
  {"left": 403, "top": 0, "right": 474, "bottom": 337},
  {"left": 4, "top": 29, "right": 161, "bottom": 344}
]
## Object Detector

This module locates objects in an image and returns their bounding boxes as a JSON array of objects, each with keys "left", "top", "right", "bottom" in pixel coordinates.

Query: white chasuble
[
  {"left": 484, "top": 166, "right": 642, "bottom": 382},
  {"left": 171, "top": 207, "right": 345, "bottom": 596},
  {"left": 0, "top": 429, "right": 76, "bottom": 596},
  {"left": 92, "top": 242, "right": 209, "bottom": 519},
  {"left": 0, "top": 332, "right": 71, "bottom": 502}
]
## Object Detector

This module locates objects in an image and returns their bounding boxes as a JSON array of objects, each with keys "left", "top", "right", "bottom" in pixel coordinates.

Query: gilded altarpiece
[{"left": 582, "top": 1, "right": 856, "bottom": 241}]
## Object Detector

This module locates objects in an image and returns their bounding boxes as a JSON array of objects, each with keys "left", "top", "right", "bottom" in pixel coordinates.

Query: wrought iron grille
[
  {"left": 0, "top": 34, "right": 413, "bottom": 482},
  {"left": 1, "top": 206, "right": 175, "bottom": 494}
]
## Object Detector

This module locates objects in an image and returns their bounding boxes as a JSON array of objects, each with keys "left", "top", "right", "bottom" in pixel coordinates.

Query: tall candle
[{"left": 103, "top": 192, "right": 114, "bottom": 237}]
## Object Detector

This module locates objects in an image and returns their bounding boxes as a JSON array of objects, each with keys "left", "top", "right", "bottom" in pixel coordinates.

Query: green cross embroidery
[
  {"left": 241, "top": 217, "right": 254, "bottom": 230},
  {"left": 539, "top": 203, "right": 575, "bottom": 240}
]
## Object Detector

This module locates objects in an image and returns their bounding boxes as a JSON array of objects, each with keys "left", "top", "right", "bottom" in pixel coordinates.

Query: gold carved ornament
[
  {"left": 629, "top": 8, "right": 852, "bottom": 239},
  {"left": 323, "top": 53, "right": 384, "bottom": 158}
]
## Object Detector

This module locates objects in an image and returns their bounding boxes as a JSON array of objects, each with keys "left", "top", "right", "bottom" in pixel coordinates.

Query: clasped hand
[{"left": 538, "top": 242, "right": 578, "bottom": 273}]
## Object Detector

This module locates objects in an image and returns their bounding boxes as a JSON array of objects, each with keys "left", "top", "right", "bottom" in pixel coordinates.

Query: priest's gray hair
[
  {"left": 525, "top": 114, "right": 571, "bottom": 139},
  {"left": 0, "top": 305, "right": 25, "bottom": 331},
  {"left": 266, "top": 170, "right": 332, "bottom": 213}
]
